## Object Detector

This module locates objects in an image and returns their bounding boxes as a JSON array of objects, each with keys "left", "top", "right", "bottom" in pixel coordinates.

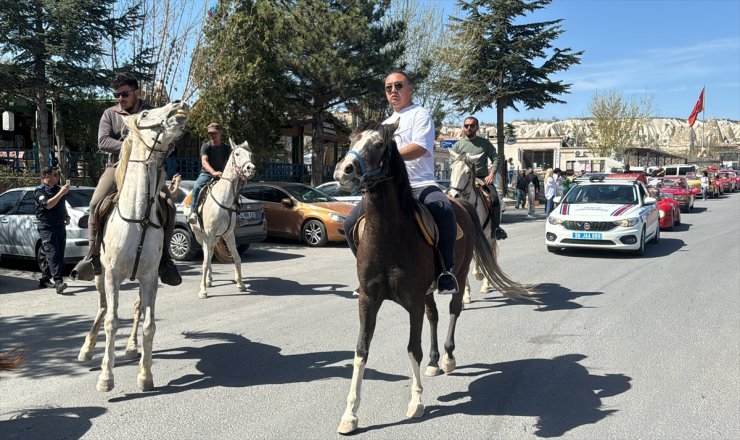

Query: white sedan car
[
  {"left": 315, "top": 181, "right": 362, "bottom": 206},
  {"left": 545, "top": 176, "right": 660, "bottom": 256}
]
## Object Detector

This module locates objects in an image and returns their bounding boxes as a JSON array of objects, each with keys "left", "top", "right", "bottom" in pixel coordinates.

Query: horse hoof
[
  {"left": 237, "top": 285, "right": 247, "bottom": 292},
  {"left": 337, "top": 418, "right": 358, "bottom": 435},
  {"left": 124, "top": 347, "right": 138, "bottom": 359},
  {"left": 424, "top": 365, "right": 442, "bottom": 377},
  {"left": 463, "top": 294, "right": 471, "bottom": 304},
  {"left": 96, "top": 376, "right": 114, "bottom": 392},
  {"left": 442, "top": 354, "right": 456, "bottom": 374},
  {"left": 138, "top": 375, "right": 154, "bottom": 391},
  {"left": 78, "top": 349, "right": 93, "bottom": 362},
  {"left": 474, "top": 273, "right": 484, "bottom": 281},
  {"left": 198, "top": 292, "right": 208, "bottom": 299},
  {"left": 406, "top": 403, "right": 425, "bottom": 418}
]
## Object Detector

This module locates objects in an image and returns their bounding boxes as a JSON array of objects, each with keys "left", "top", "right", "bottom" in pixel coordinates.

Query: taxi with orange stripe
[{"left": 545, "top": 174, "right": 660, "bottom": 256}]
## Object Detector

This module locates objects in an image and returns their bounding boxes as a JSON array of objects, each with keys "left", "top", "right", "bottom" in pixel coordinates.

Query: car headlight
[
  {"left": 658, "top": 210, "right": 665, "bottom": 219},
  {"left": 614, "top": 218, "right": 639, "bottom": 227},
  {"left": 548, "top": 216, "right": 564, "bottom": 225},
  {"left": 329, "top": 213, "right": 345, "bottom": 222}
]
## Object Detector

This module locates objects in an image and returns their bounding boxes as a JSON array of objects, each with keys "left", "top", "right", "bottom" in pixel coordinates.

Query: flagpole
[{"left": 701, "top": 85, "right": 705, "bottom": 154}]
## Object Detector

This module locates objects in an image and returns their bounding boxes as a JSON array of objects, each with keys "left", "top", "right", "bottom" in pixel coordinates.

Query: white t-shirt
[{"left": 382, "top": 104, "right": 436, "bottom": 188}]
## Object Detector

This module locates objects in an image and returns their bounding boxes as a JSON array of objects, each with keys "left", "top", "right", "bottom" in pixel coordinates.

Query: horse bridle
[{"left": 345, "top": 133, "right": 396, "bottom": 189}]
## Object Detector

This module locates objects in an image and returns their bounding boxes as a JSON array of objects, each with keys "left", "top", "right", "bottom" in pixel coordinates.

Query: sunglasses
[
  {"left": 384, "top": 82, "right": 405, "bottom": 93},
  {"left": 113, "top": 88, "right": 137, "bottom": 99},
  {"left": 464, "top": 123, "right": 477, "bottom": 128}
]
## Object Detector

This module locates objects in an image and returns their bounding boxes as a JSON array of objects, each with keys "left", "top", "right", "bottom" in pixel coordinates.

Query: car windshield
[
  {"left": 65, "top": 189, "right": 95, "bottom": 208},
  {"left": 661, "top": 179, "right": 686, "bottom": 188},
  {"left": 562, "top": 184, "right": 637, "bottom": 204},
  {"left": 284, "top": 185, "right": 336, "bottom": 203}
]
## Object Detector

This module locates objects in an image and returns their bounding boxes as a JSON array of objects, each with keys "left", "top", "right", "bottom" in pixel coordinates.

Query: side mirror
[
  {"left": 644, "top": 196, "right": 657, "bottom": 205},
  {"left": 280, "top": 198, "right": 294, "bottom": 207}
]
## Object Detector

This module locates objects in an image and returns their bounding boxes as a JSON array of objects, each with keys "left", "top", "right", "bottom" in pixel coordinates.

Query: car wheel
[
  {"left": 302, "top": 219, "right": 328, "bottom": 247},
  {"left": 632, "top": 228, "right": 646, "bottom": 256},
  {"left": 651, "top": 224, "right": 660, "bottom": 244},
  {"left": 668, "top": 213, "right": 675, "bottom": 231},
  {"left": 675, "top": 210, "right": 681, "bottom": 225},
  {"left": 170, "top": 227, "right": 196, "bottom": 261}
]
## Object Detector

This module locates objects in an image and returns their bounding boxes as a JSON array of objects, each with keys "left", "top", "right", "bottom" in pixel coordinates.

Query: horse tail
[
  {"left": 458, "top": 200, "right": 538, "bottom": 301},
  {"left": 0, "top": 346, "right": 26, "bottom": 372}
]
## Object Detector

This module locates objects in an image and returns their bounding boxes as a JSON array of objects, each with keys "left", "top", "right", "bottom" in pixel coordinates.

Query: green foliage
[
  {"left": 189, "top": 0, "right": 287, "bottom": 161},
  {"left": 440, "top": 0, "right": 582, "bottom": 188},
  {"left": 274, "top": 0, "right": 405, "bottom": 184}
]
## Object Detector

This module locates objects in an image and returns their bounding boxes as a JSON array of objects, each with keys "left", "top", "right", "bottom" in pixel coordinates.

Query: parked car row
[{"left": 544, "top": 170, "right": 734, "bottom": 257}]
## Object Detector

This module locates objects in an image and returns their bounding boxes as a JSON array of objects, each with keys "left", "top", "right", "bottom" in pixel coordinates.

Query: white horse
[
  {"left": 447, "top": 149, "right": 499, "bottom": 304},
  {"left": 188, "top": 139, "right": 255, "bottom": 299},
  {"left": 77, "top": 101, "right": 188, "bottom": 392}
]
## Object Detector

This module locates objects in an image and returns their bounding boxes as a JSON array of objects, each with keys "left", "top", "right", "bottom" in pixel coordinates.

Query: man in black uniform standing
[{"left": 35, "top": 167, "right": 71, "bottom": 294}]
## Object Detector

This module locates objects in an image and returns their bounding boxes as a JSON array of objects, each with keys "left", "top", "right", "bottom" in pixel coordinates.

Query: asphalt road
[{"left": 1, "top": 193, "right": 738, "bottom": 440}]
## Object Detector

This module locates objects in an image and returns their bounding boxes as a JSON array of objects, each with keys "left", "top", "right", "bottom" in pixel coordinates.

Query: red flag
[{"left": 688, "top": 87, "right": 704, "bottom": 127}]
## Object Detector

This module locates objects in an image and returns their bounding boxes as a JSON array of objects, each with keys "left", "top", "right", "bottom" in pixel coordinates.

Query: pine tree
[
  {"left": 274, "top": 0, "right": 404, "bottom": 185},
  {"left": 0, "top": 0, "right": 142, "bottom": 170},
  {"left": 441, "top": 0, "right": 583, "bottom": 188}
]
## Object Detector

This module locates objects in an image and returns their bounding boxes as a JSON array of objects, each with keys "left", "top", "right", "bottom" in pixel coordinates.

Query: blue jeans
[
  {"left": 190, "top": 172, "right": 214, "bottom": 211},
  {"left": 546, "top": 197, "right": 555, "bottom": 216},
  {"left": 344, "top": 185, "right": 457, "bottom": 271}
]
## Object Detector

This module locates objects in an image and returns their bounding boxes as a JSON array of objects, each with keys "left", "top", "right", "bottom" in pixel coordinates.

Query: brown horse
[{"left": 333, "top": 121, "right": 533, "bottom": 434}]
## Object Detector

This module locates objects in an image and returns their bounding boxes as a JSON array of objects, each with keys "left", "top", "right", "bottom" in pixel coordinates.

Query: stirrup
[
  {"left": 437, "top": 271, "right": 458, "bottom": 295},
  {"left": 159, "top": 258, "right": 182, "bottom": 286}
]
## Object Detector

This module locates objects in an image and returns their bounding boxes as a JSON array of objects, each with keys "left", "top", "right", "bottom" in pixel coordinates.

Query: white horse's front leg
[
  {"left": 463, "top": 277, "right": 472, "bottom": 304},
  {"left": 125, "top": 292, "right": 141, "bottom": 359},
  {"left": 78, "top": 274, "right": 107, "bottom": 362},
  {"left": 199, "top": 240, "right": 214, "bottom": 299},
  {"left": 337, "top": 355, "right": 366, "bottom": 434},
  {"left": 223, "top": 232, "right": 246, "bottom": 292},
  {"left": 97, "top": 272, "right": 119, "bottom": 392},
  {"left": 137, "top": 276, "right": 158, "bottom": 391}
]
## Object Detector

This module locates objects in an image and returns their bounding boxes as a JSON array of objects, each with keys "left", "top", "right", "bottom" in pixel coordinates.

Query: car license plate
[
  {"left": 572, "top": 232, "right": 602, "bottom": 240},
  {"left": 238, "top": 211, "right": 256, "bottom": 220}
]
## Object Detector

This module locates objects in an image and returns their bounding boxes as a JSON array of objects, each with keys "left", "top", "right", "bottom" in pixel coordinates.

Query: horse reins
[{"left": 114, "top": 116, "right": 170, "bottom": 281}]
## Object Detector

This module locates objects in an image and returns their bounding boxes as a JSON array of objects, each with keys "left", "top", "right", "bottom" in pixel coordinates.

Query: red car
[
  {"left": 648, "top": 186, "right": 681, "bottom": 230},
  {"left": 717, "top": 171, "right": 737, "bottom": 192},
  {"left": 658, "top": 177, "right": 698, "bottom": 212}
]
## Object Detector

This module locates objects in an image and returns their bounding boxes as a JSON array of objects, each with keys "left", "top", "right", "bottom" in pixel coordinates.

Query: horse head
[
  {"left": 447, "top": 149, "right": 483, "bottom": 199},
  {"left": 228, "top": 137, "right": 256, "bottom": 180},
  {"left": 124, "top": 101, "right": 189, "bottom": 153},
  {"left": 334, "top": 120, "right": 400, "bottom": 191}
]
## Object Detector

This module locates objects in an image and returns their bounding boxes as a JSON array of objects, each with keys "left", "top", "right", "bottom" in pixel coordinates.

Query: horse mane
[
  {"left": 115, "top": 117, "right": 136, "bottom": 190},
  {"left": 352, "top": 121, "right": 416, "bottom": 219}
]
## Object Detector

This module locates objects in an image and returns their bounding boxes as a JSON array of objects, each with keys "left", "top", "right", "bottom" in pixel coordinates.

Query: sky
[{"left": 434, "top": 0, "right": 740, "bottom": 124}]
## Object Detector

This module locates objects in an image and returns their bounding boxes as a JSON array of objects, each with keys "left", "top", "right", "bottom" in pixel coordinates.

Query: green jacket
[{"left": 451, "top": 136, "right": 499, "bottom": 177}]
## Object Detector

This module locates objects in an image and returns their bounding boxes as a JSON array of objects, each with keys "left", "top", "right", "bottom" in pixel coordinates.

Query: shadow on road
[
  {"left": 466, "top": 282, "right": 603, "bottom": 312},
  {"left": 0, "top": 312, "right": 139, "bottom": 379},
  {"left": 108, "top": 332, "right": 406, "bottom": 403},
  {"left": 360, "top": 354, "right": 631, "bottom": 437},
  {"left": 0, "top": 406, "right": 106, "bottom": 440}
]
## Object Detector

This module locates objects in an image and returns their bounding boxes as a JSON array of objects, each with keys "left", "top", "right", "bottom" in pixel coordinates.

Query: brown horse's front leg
[
  {"left": 406, "top": 304, "right": 425, "bottom": 418},
  {"left": 442, "top": 289, "right": 464, "bottom": 374},
  {"left": 337, "top": 293, "right": 382, "bottom": 435},
  {"left": 424, "top": 290, "right": 442, "bottom": 376}
]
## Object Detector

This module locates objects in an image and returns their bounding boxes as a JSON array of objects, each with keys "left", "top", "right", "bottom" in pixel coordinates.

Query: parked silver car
[
  {"left": 168, "top": 180, "right": 267, "bottom": 261},
  {"left": 0, "top": 186, "right": 93, "bottom": 269},
  {"left": 315, "top": 181, "right": 362, "bottom": 205}
]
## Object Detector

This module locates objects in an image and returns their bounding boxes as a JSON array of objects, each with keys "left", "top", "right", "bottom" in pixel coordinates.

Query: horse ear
[
  {"left": 387, "top": 118, "right": 400, "bottom": 134},
  {"left": 229, "top": 137, "right": 236, "bottom": 148}
]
